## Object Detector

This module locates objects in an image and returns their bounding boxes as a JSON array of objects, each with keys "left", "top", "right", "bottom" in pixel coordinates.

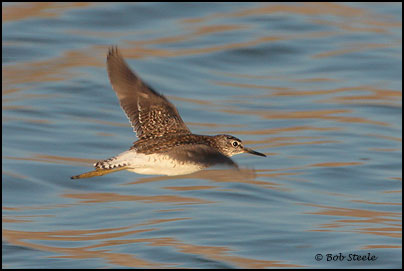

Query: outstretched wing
[{"left": 106, "top": 46, "right": 191, "bottom": 139}]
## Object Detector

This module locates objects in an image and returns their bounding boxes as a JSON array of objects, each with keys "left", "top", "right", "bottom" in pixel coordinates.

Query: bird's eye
[{"left": 232, "top": 141, "right": 238, "bottom": 147}]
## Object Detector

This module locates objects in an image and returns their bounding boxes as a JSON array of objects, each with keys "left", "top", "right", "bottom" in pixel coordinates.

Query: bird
[{"left": 71, "top": 46, "right": 266, "bottom": 179}]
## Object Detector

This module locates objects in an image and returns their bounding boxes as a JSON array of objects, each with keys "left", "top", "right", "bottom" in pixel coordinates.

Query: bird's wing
[
  {"left": 165, "top": 144, "right": 239, "bottom": 169},
  {"left": 106, "top": 46, "right": 191, "bottom": 139}
]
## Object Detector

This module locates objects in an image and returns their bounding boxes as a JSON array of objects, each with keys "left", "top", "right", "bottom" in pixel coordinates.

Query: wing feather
[{"left": 107, "top": 46, "right": 191, "bottom": 139}]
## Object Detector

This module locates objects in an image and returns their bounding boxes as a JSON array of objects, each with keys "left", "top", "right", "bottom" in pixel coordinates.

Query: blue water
[{"left": 3, "top": 2, "right": 402, "bottom": 268}]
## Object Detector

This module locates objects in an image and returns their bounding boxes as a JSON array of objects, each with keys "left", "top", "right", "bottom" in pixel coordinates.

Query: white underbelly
[{"left": 113, "top": 150, "right": 204, "bottom": 176}]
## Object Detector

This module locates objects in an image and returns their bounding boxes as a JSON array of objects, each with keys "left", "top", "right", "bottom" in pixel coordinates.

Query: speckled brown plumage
[{"left": 107, "top": 46, "right": 191, "bottom": 139}]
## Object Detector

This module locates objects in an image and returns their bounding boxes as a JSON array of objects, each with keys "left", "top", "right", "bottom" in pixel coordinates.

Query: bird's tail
[
  {"left": 71, "top": 166, "right": 129, "bottom": 180},
  {"left": 71, "top": 151, "right": 136, "bottom": 179}
]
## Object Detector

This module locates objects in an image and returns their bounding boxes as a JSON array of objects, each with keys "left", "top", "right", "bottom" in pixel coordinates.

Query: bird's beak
[{"left": 243, "top": 147, "right": 266, "bottom": 157}]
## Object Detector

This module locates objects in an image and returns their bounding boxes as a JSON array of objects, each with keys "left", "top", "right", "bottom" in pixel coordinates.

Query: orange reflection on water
[
  {"left": 182, "top": 3, "right": 369, "bottom": 23},
  {"left": 319, "top": 88, "right": 402, "bottom": 107},
  {"left": 245, "top": 135, "right": 338, "bottom": 150},
  {"left": 310, "top": 162, "right": 363, "bottom": 168},
  {"left": 313, "top": 42, "right": 400, "bottom": 58},
  {"left": 131, "top": 236, "right": 305, "bottom": 268},
  {"left": 2, "top": 225, "right": 162, "bottom": 268},
  {"left": 231, "top": 125, "right": 341, "bottom": 136},
  {"left": 362, "top": 245, "right": 402, "bottom": 249},
  {"left": 3, "top": 209, "right": 303, "bottom": 268},
  {"left": 304, "top": 203, "right": 402, "bottom": 242},
  {"left": 163, "top": 185, "right": 219, "bottom": 191},
  {"left": 63, "top": 192, "right": 212, "bottom": 205},
  {"left": 221, "top": 107, "right": 390, "bottom": 127},
  {"left": 2, "top": 48, "right": 102, "bottom": 99},
  {"left": 128, "top": 24, "right": 248, "bottom": 48},
  {"left": 2, "top": 226, "right": 303, "bottom": 268},
  {"left": 215, "top": 80, "right": 401, "bottom": 108},
  {"left": 2, "top": 2, "right": 96, "bottom": 22},
  {"left": 5, "top": 154, "right": 96, "bottom": 167}
]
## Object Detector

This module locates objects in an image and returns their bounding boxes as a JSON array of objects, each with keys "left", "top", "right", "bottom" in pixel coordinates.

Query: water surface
[{"left": 2, "top": 2, "right": 402, "bottom": 268}]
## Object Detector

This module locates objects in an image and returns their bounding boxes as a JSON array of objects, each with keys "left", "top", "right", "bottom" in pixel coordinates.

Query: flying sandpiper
[{"left": 71, "top": 47, "right": 266, "bottom": 179}]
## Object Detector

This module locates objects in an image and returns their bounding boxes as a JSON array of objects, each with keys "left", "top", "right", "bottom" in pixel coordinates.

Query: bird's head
[{"left": 213, "top": 134, "right": 266, "bottom": 158}]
